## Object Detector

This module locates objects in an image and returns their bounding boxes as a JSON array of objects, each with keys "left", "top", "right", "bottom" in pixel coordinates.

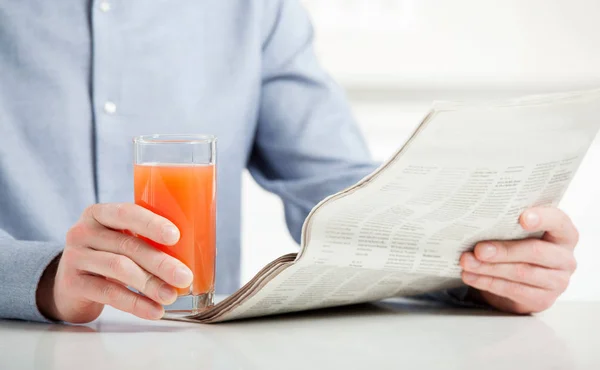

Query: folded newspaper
[{"left": 174, "top": 89, "right": 600, "bottom": 323}]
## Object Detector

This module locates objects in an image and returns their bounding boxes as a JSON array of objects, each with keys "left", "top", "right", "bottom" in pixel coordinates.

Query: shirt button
[
  {"left": 104, "top": 101, "right": 117, "bottom": 115},
  {"left": 100, "top": 2, "right": 111, "bottom": 12}
]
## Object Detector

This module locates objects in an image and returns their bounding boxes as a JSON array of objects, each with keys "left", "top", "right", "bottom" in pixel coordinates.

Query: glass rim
[{"left": 133, "top": 134, "right": 217, "bottom": 144}]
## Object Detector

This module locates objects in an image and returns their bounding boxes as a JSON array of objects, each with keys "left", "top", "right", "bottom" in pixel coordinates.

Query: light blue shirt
[{"left": 0, "top": 0, "right": 469, "bottom": 322}]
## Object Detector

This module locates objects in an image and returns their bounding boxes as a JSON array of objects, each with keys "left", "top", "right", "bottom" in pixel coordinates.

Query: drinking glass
[{"left": 133, "top": 134, "right": 216, "bottom": 317}]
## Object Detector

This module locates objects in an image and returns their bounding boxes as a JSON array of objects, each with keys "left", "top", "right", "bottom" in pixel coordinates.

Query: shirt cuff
[{"left": 0, "top": 241, "right": 64, "bottom": 322}]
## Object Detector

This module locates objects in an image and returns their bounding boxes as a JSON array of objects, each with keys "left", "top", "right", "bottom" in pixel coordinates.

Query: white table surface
[{"left": 1, "top": 298, "right": 598, "bottom": 370}]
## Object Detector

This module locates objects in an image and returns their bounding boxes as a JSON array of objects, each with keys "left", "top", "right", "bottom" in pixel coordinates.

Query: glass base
[{"left": 162, "top": 292, "right": 214, "bottom": 319}]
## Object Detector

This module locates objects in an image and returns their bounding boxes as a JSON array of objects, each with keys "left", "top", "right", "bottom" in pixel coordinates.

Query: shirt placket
[{"left": 91, "top": 0, "right": 126, "bottom": 203}]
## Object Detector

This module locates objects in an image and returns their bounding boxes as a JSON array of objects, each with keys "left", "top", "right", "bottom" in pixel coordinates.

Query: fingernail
[
  {"left": 150, "top": 305, "right": 164, "bottom": 320},
  {"left": 463, "top": 272, "right": 478, "bottom": 283},
  {"left": 524, "top": 211, "right": 540, "bottom": 228},
  {"left": 479, "top": 243, "right": 497, "bottom": 260},
  {"left": 158, "top": 284, "right": 177, "bottom": 303},
  {"left": 466, "top": 255, "right": 481, "bottom": 269},
  {"left": 175, "top": 266, "right": 194, "bottom": 287},
  {"left": 161, "top": 225, "right": 180, "bottom": 245}
]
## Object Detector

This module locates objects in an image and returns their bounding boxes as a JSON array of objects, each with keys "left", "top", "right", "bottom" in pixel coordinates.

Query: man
[{"left": 0, "top": 1, "right": 578, "bottom": 323}]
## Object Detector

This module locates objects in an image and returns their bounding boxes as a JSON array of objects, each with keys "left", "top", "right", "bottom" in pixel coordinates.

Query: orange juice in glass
[{"left": 133, "top": 134, "right": 216, "bottom": 316}]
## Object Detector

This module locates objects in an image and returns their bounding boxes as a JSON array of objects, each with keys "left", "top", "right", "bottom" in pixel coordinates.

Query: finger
[
  {"left": 83, "top": 228, "right": 193, "bottom": 289},
  {"left": 472, "top": 239, "right": 577, "bottom": 271},
  {"left": 80, "top": 249, "right": 178, "bottom": 305},
  {"left": 84, "top": 203, "right": 180, "bottom": 246},
  {"left": 462, "top": 272, "right": 557, "bottom": 313},
  {"left": 520, "top": 207, "right": 579, "bottom": 248},
  {"left": 78, "top": 275, "right": 164, "bottom": 320},
  {"left": 460, "top": 253, "right": 570, "bottom": 291}
]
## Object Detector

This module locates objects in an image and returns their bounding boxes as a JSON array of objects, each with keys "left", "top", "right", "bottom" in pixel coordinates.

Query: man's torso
[{"left": 0, "top": 0, "right": 274, "bottom": 292}]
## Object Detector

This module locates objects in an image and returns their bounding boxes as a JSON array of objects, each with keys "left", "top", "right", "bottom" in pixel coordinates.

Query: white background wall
[{"left": 241, "top": 0, "right": 600, "bottom": 301}]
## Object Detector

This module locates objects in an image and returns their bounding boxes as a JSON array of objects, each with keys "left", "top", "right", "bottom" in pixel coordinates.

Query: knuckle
[
  {"left": 156, "top": 255, "right": 173, "bottom": 276},
  {"left": 483, "top": 276, "right": 497, "bottom": 292},
  {"left": 505, "top": 281, "right": 526, "bottom": 299},
  {"left": 145, "top": 217, "right": 156, "bottom": 233},
  {"left": 555, "top": 274, "right": 571, "bottom": 292},
  {"left": 495, "top": 243, "right": 509, "bottom": 260},
  {"left": 565, "top": 256, "right": 578, "bottom": 272},
  {"left": 129, "top": 294, "right": 142, "bottom": 313},
  {"left": 85, "top": 204, "right": 103, "bottom": 220},
  {"left": 559, "top": 213, "right": 575, "bottom": 235},
  {"left": 65, "top": 223, "right": 88, "bottom": 246},
  {"left": 114, "top": 203, "right": 129, "bottom": 220},
  {"left": 141, "top": 273, "right": 154, "bottom": 295},
  {"left": 118, "top": 236, "right": 141, "bottom": 256},
  {"left": 571, "top": 226, "right": 580, "bottom": 246},
  {"left": 514, "top": 264, "right": 531, "bottom": 282},
  {"left": 108, "top": 255, "right": 129, "bottom": 275},
  {"left": 84, "top": 204, "right": 96, "bottom": 217},
  {"left": 144, "top": 216, "right": 163, "bottom": 238},
  {"left": 562, "top": 211, "right": 574, "bottom": 227},
  {"left": 529, "top": 241, "right": 545, "bottom": 260},
  {"left": 60, "top": 246, "right": 81, "bottom": 267},
  {"left": 101, "top": 284, "right": 121, "bottom": 302}
]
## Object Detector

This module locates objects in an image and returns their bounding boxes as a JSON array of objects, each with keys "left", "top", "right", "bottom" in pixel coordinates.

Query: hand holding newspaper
[{"left": 174, "top": 89, "right": 600, "bottom": 323}]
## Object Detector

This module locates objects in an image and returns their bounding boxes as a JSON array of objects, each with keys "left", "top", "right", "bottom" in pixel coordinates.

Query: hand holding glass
[{"left": 133, "top": 134, "right": 216, "bottom": 316}]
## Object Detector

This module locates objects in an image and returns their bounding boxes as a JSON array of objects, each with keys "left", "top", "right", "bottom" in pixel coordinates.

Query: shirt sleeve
[
  {"left": 249, "top": 0, "right": 490, "bottom": 310},
  {"left": 249, "top": 0, "right": 377, "bottom": 243},
  {"left": 0, "top": 230, "right": 63, "bottom": 321}
]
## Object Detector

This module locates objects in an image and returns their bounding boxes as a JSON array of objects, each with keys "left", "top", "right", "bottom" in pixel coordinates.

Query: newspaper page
[{"left": 195, "top": 90, "right": 600, "bottom": 323}]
